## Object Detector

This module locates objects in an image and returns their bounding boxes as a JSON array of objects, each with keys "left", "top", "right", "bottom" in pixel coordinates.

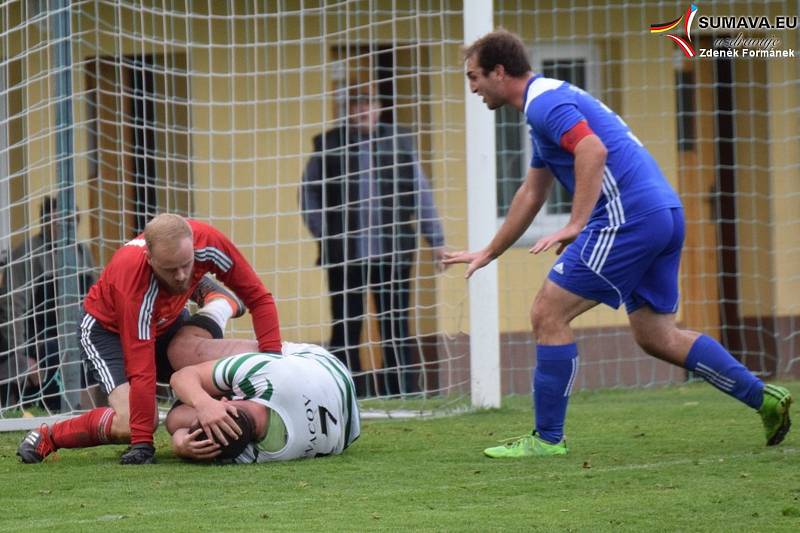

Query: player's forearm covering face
[
  {"left": 170, "top": 364, "right": 215, "bottom": 408},
  {"left": 170, "top": 361, "right": 241, "bottom": 447},
  {"left": 201, "top": 225, "right": 282, "bottom": 352}
]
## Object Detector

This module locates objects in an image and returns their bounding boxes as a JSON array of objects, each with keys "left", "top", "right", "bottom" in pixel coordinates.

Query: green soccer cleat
[
  {"left": 483, "top": 431, "right": 568, "bottom": 458},
  {"left": 758, "top": 384, "right": 792, "bottom": 446}
]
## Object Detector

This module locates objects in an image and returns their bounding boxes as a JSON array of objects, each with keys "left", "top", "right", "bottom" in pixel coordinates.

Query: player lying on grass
[{"left": 165, "top": 342, "right": 361, "bottom": 463}]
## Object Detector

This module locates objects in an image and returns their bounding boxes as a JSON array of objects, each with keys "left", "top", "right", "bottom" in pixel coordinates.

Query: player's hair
[
  {"left": 463, "top": 28, "right": 532, "bottom": 77},
  {"left": 215, "top": 408, "right": 256, "bottom": 460},
  {"left": 143, "top": 213, "right": 193, "bottom": 253},
  {"left": 190, "top": 407, "right": 256, "bottom": 461}
]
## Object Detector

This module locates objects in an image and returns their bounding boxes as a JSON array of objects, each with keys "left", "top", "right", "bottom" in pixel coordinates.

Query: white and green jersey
[{"left": 211, "top": 342, "right": 360, "bottom": 462}]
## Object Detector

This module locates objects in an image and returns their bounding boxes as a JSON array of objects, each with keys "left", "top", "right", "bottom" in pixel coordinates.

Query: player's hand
[
  {"left": 195, "top": 397, "right": 242, "bottom": 446},
  {"left": 172, "top": 427, "right": 221, "bottom": 461},
  {"left": 529, "top": 225, "right": 581, "bottom": 256},
  {"left": 443, "top": 248, "right": 494, "bottom": 279}
]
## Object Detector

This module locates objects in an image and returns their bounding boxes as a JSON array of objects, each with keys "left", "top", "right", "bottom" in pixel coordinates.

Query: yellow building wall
[
  {"left": 768, "top": 30, "right": 800, "bottom": 316},
  {"left": 2, "top": 0, "right": 798, "bottom": 344}
]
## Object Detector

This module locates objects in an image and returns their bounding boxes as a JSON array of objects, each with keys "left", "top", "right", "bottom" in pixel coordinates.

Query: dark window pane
[
  {"left": 495, "top": 105, "right": 525, "bottom": 216},
  {"left": 676, "top": 69, "right": 696, "bottom": 152},
  {"left": 543, "top": 58, "right": 586, "bottom": 90},
  {"left": 541, "top": 59, "right": 585, "bottom": 214}
]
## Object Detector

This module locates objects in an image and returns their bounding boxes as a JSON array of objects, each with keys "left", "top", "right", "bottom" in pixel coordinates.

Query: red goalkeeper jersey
[{"left": 83, "top": 219, "right": 282, "bottom": 445}]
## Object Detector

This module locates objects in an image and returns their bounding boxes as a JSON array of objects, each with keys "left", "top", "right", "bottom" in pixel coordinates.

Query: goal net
[
  {"left": 492, "top": 1, "right": 799, "bottom": 394},
  {"left": 1, "top": 1, "right": 798, "bottom": 430},
  {"left": 0, "top": 0, "right": 470, "bottom": 428}
]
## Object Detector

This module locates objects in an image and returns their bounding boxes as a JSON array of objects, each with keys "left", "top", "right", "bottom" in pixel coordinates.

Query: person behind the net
[
  {"left": 300, "top": 83, "right": 447, "bottom": 398},
  {"left": 444, "top": 29, "right": 792, "bottom": 458},
  {"left": 165, "top": 341, "right": 360, "bottom": 464},
  {"left": 17, "top": 213, "right": 282, "bottom": 464},
  {"left": 1, "top": 196, "right": 95, "bottom": 413}
]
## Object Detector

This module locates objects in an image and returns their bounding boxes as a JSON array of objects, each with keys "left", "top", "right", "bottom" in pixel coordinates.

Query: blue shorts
[{"left": 547, "top": 207, "right": 685, "bottom": 314}]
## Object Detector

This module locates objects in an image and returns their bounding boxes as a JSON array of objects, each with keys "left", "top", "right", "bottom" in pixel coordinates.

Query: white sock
[{"left": 196, "top": 298, "right": 234, "bottom": 330}]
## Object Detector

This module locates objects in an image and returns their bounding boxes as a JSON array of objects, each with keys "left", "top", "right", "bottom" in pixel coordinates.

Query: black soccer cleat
[
  {"left": 17, "top": 425, "right": 56, "bottom": 464},
  {"left": 191, "top": 275, "right": 246, "bottom": 318},
  {"left": 120, "top": 443, "right": 156, "bottom": 465}
]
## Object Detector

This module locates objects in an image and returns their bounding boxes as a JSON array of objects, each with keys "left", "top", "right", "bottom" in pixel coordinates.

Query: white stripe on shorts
[{"left": 80, "top": 313, "right": 115, "bottom": 392}]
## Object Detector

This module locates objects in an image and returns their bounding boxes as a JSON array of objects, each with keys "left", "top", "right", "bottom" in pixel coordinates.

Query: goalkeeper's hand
[{"left": 120, "top": 443, "right": 156, "bottom": 465}]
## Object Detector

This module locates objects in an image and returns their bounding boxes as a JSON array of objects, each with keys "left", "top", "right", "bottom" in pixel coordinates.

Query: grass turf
[{"left": 1, "top": 382, "right": 798, "bottom": 532}]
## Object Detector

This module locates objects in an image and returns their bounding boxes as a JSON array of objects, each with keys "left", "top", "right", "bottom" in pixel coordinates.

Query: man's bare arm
[{"left": 169, "top": 361, "right": 241, "bottom": 445}]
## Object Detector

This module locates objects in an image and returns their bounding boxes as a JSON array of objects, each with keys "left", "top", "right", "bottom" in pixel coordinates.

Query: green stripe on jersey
[
  {"left": 224, "top": 353, "right": 265, "bottom": 388},
  {"left": 237, "top": 360, "right": 270, "bottom": 398},
  {"left": 212, "top": 358, "right": 232, "bottom": 391},
  {"left": 214, "top": 353, "right": 276, "bottom": 392}
]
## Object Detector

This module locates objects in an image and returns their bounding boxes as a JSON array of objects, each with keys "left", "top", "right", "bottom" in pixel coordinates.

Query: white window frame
[{"left": 497, "top": 42, "right": 600, "bottom": 246}]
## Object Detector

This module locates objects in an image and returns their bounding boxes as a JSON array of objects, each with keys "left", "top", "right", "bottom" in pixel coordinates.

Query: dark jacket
[
  {"left": 307, "top": 123, "right": 421, "bottom": 266},
  {"left": 1, "top": 233, "right": 95, "bottom": 379}
]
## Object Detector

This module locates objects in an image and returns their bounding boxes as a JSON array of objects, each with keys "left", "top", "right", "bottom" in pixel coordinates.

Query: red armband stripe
[{"left": 559, "top": 120, "right": 594, "bottom": 153}]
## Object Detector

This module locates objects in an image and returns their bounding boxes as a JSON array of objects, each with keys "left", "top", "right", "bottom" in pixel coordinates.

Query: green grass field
[{"left": 1, "top": 383, "right": 798, "bottom": 532}]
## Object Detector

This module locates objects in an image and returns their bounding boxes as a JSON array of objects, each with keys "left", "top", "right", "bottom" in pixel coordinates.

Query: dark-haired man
[
  {"left": 2, "top": 196, "right": 95, "bottom": 412},
  {"left": 165, "top": 342, "right": 360, "bottom": 463},
  {"left": 445, "top": 29, "right": 791, "bottom": 457}
]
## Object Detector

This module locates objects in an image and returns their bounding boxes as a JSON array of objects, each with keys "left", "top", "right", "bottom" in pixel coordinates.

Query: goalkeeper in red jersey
[{"left": 17, "top": 213, "right": 282, "bottom": 464}]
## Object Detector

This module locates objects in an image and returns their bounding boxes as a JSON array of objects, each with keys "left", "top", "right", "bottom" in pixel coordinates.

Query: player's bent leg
[
  {"left": 629, "top": 306, "right": 790, "bottom": 445},
  {"left": 167, "top": 328, "right": 259, "bottom": 370},
  {"left": 530, "top": 280, "right": 598, "bottom": 344},
  {"left": 628, "top": 306, "right": 698, "bottom": 367},
  {"left": 107, "top": 383, "right": 133, "bottom": 441}
]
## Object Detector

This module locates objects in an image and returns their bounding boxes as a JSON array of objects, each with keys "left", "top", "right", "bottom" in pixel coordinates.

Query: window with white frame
[{"left": 496, "top": 43, "right": 600, "bottom": 245}]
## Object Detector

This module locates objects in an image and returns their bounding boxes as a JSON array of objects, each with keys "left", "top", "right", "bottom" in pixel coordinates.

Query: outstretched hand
[
  {"left": 442, "top": 249, "right": 494, "bottom": 279},
  {"left": 529, "top": 225, "right": 581, "bottom": 256}
]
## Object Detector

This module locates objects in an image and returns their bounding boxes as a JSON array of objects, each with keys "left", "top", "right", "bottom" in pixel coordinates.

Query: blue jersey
[{"left": 524, "top": 75, "right": 682, "bottom": 225}]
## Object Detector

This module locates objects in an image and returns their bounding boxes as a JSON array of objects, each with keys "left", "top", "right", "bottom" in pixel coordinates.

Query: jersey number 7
[{"left": 318, "top": 405, "right": 338, "bottom": 435}]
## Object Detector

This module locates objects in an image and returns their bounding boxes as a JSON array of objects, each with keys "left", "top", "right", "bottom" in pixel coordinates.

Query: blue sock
[
  {"left": 684, "top": 334, "right": 764, "bottom": 410},
  {"left": 533, "top": 343, "right": 579, "bottom": 444}
]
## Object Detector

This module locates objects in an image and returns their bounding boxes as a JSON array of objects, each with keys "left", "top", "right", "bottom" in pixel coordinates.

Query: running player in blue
[{"left": 445, "top": 29, "right": 791, "bottom": 457}]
